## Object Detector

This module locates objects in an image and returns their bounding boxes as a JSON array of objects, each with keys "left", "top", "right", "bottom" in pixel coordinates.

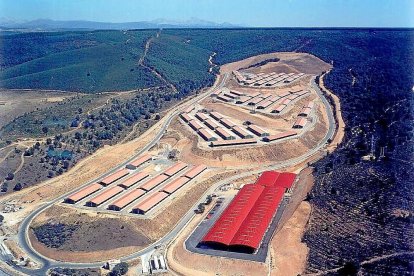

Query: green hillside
[{"left": 0, "top": 30, "right": 164, "bottom": 92}]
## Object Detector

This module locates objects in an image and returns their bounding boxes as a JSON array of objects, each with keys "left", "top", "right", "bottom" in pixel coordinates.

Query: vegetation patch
[{"left": 32, "top": 223, "right": 80, "bottom": 248}]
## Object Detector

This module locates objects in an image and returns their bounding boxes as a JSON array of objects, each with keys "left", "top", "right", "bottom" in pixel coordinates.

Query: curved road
[
  {"left": 4, "top": 73, "right": 229, "bottom": 276},
  {"left": 6, "top": 74, "right": 335, "bottom": 275}
]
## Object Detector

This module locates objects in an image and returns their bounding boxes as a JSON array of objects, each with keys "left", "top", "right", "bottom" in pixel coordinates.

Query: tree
[
  {"left": 0, "top": 214, "right": 4, "bottom": 223},
  {"left": 337, "top": 261, "right": 359, "bottom": 276},
  {"left": 5, "top": 172, "right": 14, "bottom": 181},
  {"left": 13, "top": 183, "right": 23, "bottom": 191},
  {"left": 42, "top": 126, "right": 49, "bottom": 134},
  {"left": 110, "top": 262, "right": 129, "bottom": 276}
]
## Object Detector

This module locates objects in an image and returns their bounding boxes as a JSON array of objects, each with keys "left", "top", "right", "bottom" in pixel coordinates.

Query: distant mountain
[{"left": 0, "top": 18, "right": 243, "bottom": 30}]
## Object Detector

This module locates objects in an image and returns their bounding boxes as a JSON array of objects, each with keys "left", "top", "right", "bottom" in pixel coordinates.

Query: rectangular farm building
[
  {"left": 184, "top": 165, "right": 207, "bottom": 179},
  {"left": 220, "top": 118, "right": 237, "bottom": 129},
  {"left": 204, "top": 118, "right": 221, "bottom": 130},
  {"left": 198, "top": 128, "right": 218, "bottom": 141},
  {"left": 132, "top": 192, "right": 169, "bottom": 214},
  {"left": 126, "top": 154, "right": 152, "bottom": 169},
  {"left": 235, "top": 96, "right": 252, "bottom": 104},
  {"left": 65, "top": 183, "right": 102, "bottom": 204},
  {"left": 163, "top": 162, "right": 188, "bottom": 177},
  {"left": 271, "top": 104, "right": 287, "bottom": 114},
  {"left": 293, "top": 118, "right": 307, "bottom": 129},
  {"left": 195, "top": 113, "right": 209, "bottom": 122},
  {"left": 108, "top": 188, "right": 146, "bottom": 211},
  {"left": 138, "top": 174, "right": 169, "bottom": 191},
  {"left": 210, "top": 138, "right": 257, "bottom": 147},
  {"left": 100, "top": 169, "right": 129, "bottom": 186},
  {"left": 210, "top": 112, "right": 224, "bottom": 121},
  {"left": 180, "top": 113, "right": 193, "bottom": 123},
  {"left": 262, "top": 131, "right": 297, "bottom": 142},
  {"left": 189, "top": 120, "right": 204, "bottom": 131},
  {"left": 215, "top": 127, "right": 236, "bottom": 140},
  {"left": 118, "top": 172, "right": 149, "bottom": 189},
  {"left": 161, "top": 177, "right": 190, "bottom": 194},
  {"left": 86, "top": 186, "right": 124, "bottom": 207},
  {"left": 232, "top": 126, "right": 254, "bottom": 139},
  {"left": 247, "top": 125, "right": 269, "bottom": 137}
]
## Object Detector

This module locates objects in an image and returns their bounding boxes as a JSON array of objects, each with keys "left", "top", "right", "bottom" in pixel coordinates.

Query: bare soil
[
  {"left": 270, "top": 202, "right": 311, "bottom": 276},
  {"left": 220, "top": 52, "right": 331, "bottom": 76},
  {"left": 0, "top": 89, "right": 78, "bottom": 129}
]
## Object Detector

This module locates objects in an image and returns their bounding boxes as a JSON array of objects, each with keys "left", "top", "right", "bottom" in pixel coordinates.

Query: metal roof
[
  {"left": 119, "top": 172, "right": 149, "bottom": 188},
  {"left": 163, "top": 161, "right": 187, "bottom": 177},
  {"left": 66, "top": 183, "right": 102, "bottom": 203},
  {"left": 255, "top": 171, "right": 280, "bottom": 186},
  {"left": 132, "top": 192, "right": 169, "bottom": 213},
  {"left": 138, "top": 174, "right": 169, "bottom": 191},
  {"left": 184, "top": 164, "right": 207, "bottom": 179},
  {"left": 201, "top": 171, "right": 296, "bottom": 252},
  {"left": 263, "top": 130, "right": 297, "bottom": 142},
  {"left": 87, "top": 186, "right": 124, "bottom": 206},
  {"left": 100, "top": 169, "right": 129, "bottom": 185},
  {"left": 230, "top": 186, "right": 284, "bottom": 250},
  {"left": 109, "top": 188, "right": 146, "bottom": 210},
  {"left": 127, "top": 154, "right": 152, "bottom": 168},
  {"left": 162, "top": 176, "right": 190, "bottom": 194},
  {"left": 210, "top": 138, "right": 257, "bottom": 147},
  {"left": 202, "top": 184, "right": 264, "bottom": 246}
]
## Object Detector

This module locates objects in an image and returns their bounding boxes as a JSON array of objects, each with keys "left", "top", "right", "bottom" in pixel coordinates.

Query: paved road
[{"left": 4, "top": 74, "right": 335, "bottom": 275}]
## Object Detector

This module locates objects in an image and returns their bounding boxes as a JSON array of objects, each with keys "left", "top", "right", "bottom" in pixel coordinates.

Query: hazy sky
[{"left": 0, "top": 0, "right": 413, "bottom": 27}]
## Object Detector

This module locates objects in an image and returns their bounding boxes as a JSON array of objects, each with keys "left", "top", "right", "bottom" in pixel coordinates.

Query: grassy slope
[
  {"left": 145, "top": 33, "right": 214, "bottom": 93},
  {"left": 0, "top": 30, "right": 163, "bottom": 92}
]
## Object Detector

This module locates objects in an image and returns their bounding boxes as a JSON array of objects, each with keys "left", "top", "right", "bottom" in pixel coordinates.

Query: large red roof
[
  {"left": 255, "top": 171, "right": 280, "bottom": 187},
  {"left": 201, "top": 171, "right": 297, "bottom": 252},
  {"left": 230, "top": 186, "right": 285, "bottom": 250},
  {"left": 202, "top": 184, "right": 264, "bottom": 246},
  {"left": 274, "top": 172, "right": 297, "bottom": 189}
]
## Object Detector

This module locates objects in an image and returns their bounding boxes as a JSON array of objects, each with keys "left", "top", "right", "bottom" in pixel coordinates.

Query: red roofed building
[
  {"left": 202, "top": 184, "right": 264, "bottom": 249},
  {"left": 200, "top": 171, "right": 297, "bottom": 253},
  {"left": 255, "top": 171, "right": 280, "bottom": 186}
]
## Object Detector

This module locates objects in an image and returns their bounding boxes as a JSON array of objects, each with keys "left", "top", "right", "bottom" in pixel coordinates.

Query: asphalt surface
[{"left": 3, "top": 74, "right": 335, "bottom": 275}]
